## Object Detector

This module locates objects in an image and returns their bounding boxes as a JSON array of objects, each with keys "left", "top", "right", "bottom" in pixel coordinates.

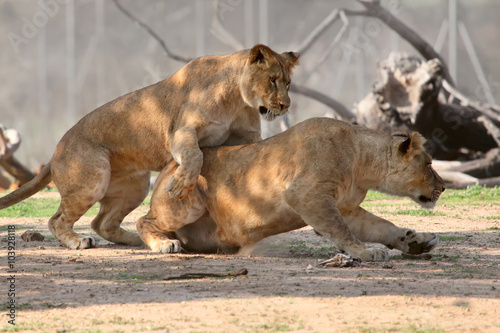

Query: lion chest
[{"left": 197, "top": 121, "right": 232, "bottom": 147}]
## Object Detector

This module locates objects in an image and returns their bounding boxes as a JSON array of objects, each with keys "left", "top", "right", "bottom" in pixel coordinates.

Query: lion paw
[
  {"left": 150, "top": 239, "right": 182, "bottom": 254},
  {"left": 67, "top": 236, "right": 97, "bottom": 250},
  {"left": 347, "top": 244, "right": 389, "bottom": 262},
  {"left": 363, "top": 245, "right": 389, "bottom": 261},
  {"left": 165, "top": 167, "right": 198, "bottom": 199},
  {"left": 398, "top": 229, "right": 439, "bottom": 254}
]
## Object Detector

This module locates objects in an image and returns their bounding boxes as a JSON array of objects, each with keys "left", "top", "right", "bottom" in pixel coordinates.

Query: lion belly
[{"left": 204, "top": 192, "right": 306, "bottom": 249}]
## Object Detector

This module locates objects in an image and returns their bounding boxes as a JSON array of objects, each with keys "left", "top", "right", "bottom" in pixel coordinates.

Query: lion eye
[{"left": 270, "top": 77, "right": 276, "bottom": 85}]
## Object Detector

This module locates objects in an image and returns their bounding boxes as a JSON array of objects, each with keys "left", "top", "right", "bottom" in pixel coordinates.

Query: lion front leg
[
  {"left": 282, "top": 181, "right": 388, "bottom": 262},
  {"left": 343, "top": 207, "right": 439, "bottom": 254},
  {"left": 167, "top": 126, "right": 203, "bottom": 199}
]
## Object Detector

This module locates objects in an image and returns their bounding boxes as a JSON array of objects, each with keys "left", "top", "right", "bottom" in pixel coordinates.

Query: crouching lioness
[
  {"left": 0, "top": 44, "right": 299, "bottom": 250},
  {"left": 137, "top": 118, "right": 445, "bottom": 261}
]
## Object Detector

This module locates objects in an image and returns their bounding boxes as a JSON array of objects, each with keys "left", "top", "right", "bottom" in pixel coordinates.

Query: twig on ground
[{"left": 163, "top": 268, "right": 248, "bottom": 281}]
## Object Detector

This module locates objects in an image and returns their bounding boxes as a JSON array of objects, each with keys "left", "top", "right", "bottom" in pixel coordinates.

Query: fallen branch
[
  {"left": 442, "top": 80, "right": 500, "bottom": 122},
  {"left": 478, "top": 116, "right": 500, "bottom": 147},
  {"left": 448, "top": 148, "right": 500, "bottom": 178},
  {"left": 437, "top": 171, "right": 500, "bottom": 189},
  {"left": 163, "top": 268, "right": 248, "bottom": 281}
]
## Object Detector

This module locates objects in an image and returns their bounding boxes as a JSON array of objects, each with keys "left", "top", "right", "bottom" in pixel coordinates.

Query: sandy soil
[{"left": 1, "top": 193, "right": 499, "bottom": 333}]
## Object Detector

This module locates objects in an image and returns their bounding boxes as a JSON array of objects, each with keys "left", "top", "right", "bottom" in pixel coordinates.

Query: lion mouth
[
  {"left": 417, "top": 195, "right": 436, "bottom": 209},
  {"left": 417, "top": 189, "right": 442, "bottom": 209},
  {"left": 259, "top": 105, "right": 288, "bottom": 121},
  {"left": 259, "top": 106, "right": 278, "bottom": 121},
  {"left": 418, "top": 195, "right": 432, "bottom": 204},
  {"left": 259, "top": 106, "right": 269, "bottom": 115}
]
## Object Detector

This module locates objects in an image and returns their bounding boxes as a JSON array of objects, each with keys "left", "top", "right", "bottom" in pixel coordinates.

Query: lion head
[
  {"left": 384, "top": 132, "right": 445, "bottom": 209},
  {"left": 239, "top": 44, "right": 299, "bottom": 121}
]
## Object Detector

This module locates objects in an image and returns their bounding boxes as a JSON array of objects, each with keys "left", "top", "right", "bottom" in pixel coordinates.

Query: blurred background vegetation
[{"left": 1, "top": 0, "right": 499, "bottom": 169}]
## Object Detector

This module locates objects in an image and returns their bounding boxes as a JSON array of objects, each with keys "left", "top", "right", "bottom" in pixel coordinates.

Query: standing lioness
[
  {"left": 0, "top": 44, "right": 299, "bottom": 250},
  {"left": 138, "top": 118, "right": 446, "bottom": 261}
]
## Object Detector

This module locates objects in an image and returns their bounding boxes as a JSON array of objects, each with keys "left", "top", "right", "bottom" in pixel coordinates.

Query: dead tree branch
[
  {"left": 290, "top": 84, "right": 355, "bottom": 120},
  {"left": 211, "top": 0, "right": 245, "bottom": 50},
  {"left": 442, "top": 80, "right": 500, "bottom": 121},
  {"left": 297, "top": 9, "right": 341, "bottom": 55},
  {"left": 112, "top": 0, "right": 192, "bottom": 63},
  {"left": 355, "top": 0, "right": 455, "bottom": 87},
  {"left": 478, "top": 117, "right": 500, "bottom": 147},
  {"left": 112, "top": 0, "right": 354, "bottom": 120},
  {"left": 210, "top": 1, "right": 353, "bottom": 120},
  {"left": 448, "top": 148, "right": 500, "bottom": 178},
  {"left": 0, "top": 128, "right": 35, "bottom": 186}
]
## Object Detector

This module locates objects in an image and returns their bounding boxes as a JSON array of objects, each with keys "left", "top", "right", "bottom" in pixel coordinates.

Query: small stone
[{"left": 20, "top": 230, "right": 44, "bottom": 242}]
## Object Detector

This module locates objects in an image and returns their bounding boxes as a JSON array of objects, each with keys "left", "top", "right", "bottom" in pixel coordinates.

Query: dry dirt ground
[{"left": 1, "top": 192, "right": 499, "bottom": 333}]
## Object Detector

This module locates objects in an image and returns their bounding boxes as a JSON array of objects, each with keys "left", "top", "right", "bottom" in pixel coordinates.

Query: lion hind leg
[
  {"left": 138, "top": 166, "right": 207, "bottom": 253},
  {"left": 136, "top": 216, "right": 181, "bottom": 253},
  {"left": 49, "top": 146, "right": 113, "bottom": 249},
  {"left": 91, "top": 171, "right": 150, "bottom": 246},
  {"left": 49, "top": 167, "right": 109, "bottom": 249},
  {"left": 49, "top": 205, "right": 97, "bottom": 250},
  {"left": 137, "top": 193, "right": 207, "bottom": 253}
]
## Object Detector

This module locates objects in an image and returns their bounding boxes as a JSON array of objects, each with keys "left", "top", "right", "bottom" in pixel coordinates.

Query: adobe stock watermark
[
  {"left": 6, "top": 0, "right": 72, "bottom": 54},
  {"left": 6, "top": 225, "right": 17, "bottom": 326},
  {"left": 425, "top": 106, "right": 463, "bottom": 156},
  {"left": 217, "top": 0, "right": 243, "bottom": 21},
  {"left": 475, "top": 74, "right": 499, "bottom": 103},
  {"left": 340, "top": 0, "right": 402, "bottom": 59},
  {"left": 133, "top": 63, "right": 171, "bottom": 92}
]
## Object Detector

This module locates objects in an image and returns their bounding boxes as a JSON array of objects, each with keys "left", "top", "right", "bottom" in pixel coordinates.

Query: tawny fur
[
  {"left": 138, "top": 118, "right": 446, "bottom": 261},
  {"left": 0, "top": 44, "right": 299, "bottom": 250}
]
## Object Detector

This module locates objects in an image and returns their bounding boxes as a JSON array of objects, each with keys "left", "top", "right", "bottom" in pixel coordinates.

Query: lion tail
[{"left": 0, "top": 163, "right": 52, "bottom": 209}]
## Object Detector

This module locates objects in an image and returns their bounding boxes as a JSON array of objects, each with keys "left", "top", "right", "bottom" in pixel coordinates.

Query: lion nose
[
  {"left": 442, "top": 187, "right": 445, "bottom": 192},
  {"left": 279, "top": 102, "right": 289, "bottom": 110}
]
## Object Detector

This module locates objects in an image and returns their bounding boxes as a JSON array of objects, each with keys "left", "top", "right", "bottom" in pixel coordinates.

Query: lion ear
[
  {"left": 281, "top": 51, "right": 300, "bottom": 69},
  {"left": 249, "top": 44, "right": 274, "bottom": 66},
  {"left": 399, "top": 137, "right": 412, "bottom": 155},
  {"left": 398, "top": 132, "right": 426, "bottom": 156}
]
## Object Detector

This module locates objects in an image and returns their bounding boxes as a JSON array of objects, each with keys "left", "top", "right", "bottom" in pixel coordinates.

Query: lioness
[
  {"left": 0, "top": 44, "right": 299, "bottom": 250},
  {"left": 137, "top": 118, "right": 445, "bottom": 261}
]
